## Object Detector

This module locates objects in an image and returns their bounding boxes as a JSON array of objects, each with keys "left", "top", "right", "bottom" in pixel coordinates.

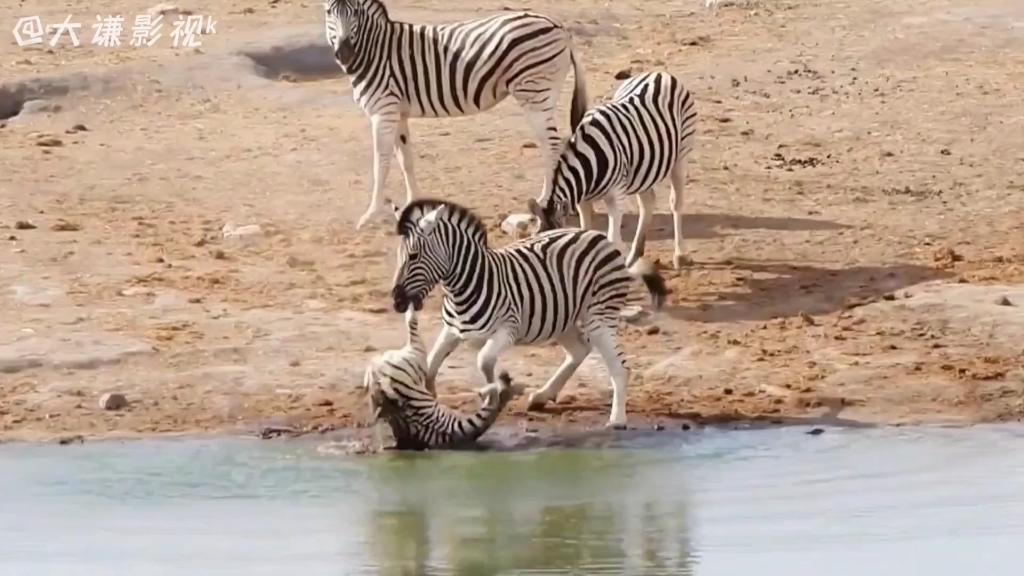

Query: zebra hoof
[
  {"left": 605, "top": 422, "right": 628, "bottom": 431},
  {"left": 526, "top": 392, "right": 551, "bottom": 412},
  {"left": 673, "top": 254, "right": 694, "bottom": 270}
]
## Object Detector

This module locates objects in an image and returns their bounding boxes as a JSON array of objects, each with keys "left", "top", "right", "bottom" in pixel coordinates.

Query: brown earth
[{"left": 2, "top": 0, "right": 1024, "bottom": 442}]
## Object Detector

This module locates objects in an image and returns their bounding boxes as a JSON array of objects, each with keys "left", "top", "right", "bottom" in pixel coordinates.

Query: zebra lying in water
[
  {"left": 387, "top": 198, "right": 668, "bottom": 429},
  {"left": 526, "top": 71, "right": 698, "bottom": 270},
  {"left": 323, "top": 0, "right": 589, "bottom": 230},
  {"left": 362, "top": 308, "right": 515, "bottom": 450}
]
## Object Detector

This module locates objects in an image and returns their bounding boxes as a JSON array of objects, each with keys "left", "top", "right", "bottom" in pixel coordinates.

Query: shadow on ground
[
  {"left": 665, "top": 260, "right": 955, "bottom": 322},
  {"left": 240, "top": 42, "right": 345, "bottom": 82},
  {"left": 570, "top": 211, "right": 850, "bottom": 241}
]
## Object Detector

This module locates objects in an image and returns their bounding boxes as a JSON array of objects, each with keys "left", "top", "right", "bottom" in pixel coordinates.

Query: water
[{"left": 2, "top": 425, "right": 1023, "bottom": 575}]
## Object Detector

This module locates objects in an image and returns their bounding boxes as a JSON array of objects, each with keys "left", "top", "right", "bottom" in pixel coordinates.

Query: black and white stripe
[
  {"left": 363, "top": 309, "right": 513, "bottom": 449},
  {"left": 387, "top": 198, "right": 668, "bottom": 429},
  {"left": 324, "top": 0, "right": 589, "bottom": 230},
  {"left": 526, "top": 71, "right": 697, "bottom": 270}
]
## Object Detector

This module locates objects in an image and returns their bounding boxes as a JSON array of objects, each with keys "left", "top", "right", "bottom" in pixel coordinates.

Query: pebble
[
  {"left": 222, "top": 223, "right": 262, "bottom": 240},
  {"left": 98, "top": 392, "right": 129, "bottom": 411},
  {"left": 806, "top": 427, "right": 825, "bottom": 436}
]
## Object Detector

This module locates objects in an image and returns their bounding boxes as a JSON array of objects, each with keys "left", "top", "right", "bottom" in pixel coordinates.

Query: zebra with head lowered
[
  {"left": 387, "top": 198, "right": 668, "bottom": 429},
  {"left": 363, "top": 308, "right": 515, "bottom": 450},
  {"left": 323, "top": 0, "right": 589, "bottom": 230},
  {"left": 526, "top": 71, "right": 697, "bottom": 271}
]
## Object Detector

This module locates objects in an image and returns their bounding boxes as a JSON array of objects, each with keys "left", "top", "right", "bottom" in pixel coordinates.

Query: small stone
[
  {"left": 722, "top": 387, "right": 734, "bottom": 395},
  {"left": 187, "top": 296, "right": 203, "bottom": 303},
  {"left": 285, "top": 255, "right": 314, "bottom": 268},
  {"left": 798, "top": 311, "right": 816, "bottom": 326},
  {"left": 313, "top": 398, "right": 333, "bottom": 407},
  {"left": 681, "top": 422, "right": 692, "bottom": 431},
  {"left": 995, "top": 296, "right": 1013, "bottom": 306},
  {"left": 118, "top": 286, "right": 154, "bottom": 296},
  {"left": 98, "top": 392, "right": 129, "bottom": 411},
  {"left": 654, "top": 424, "right": 665, "bottom": 431},
  {"left": 806, "top": 427, "right": 825, "bottom": 436},
  {"left": 51, "top": 219, "right": 80, "bottom": 231},
  {"left": 57, "top": 434, "right": 85, "bottom": 445},
  {"left": 882, "top": 293, "right": 896, "bottom": 301},
  {"left": 210, "top": 248, "right": 226, "bottom": 259},
  {"left": 939, "top": 148, "right": 951, "bottom": 156},
  {"left": 363, "top": 344, "right": 377, "bottom": 352},
  {"left": 71, "top": 123, "right": 88, "bottom": 132},
  {"left": 644, "top": 325, "right": 660, "bottom": 335},
  {"left": 222, "top": 223, "right": 262, "bottom": 240},
  {"left": 613, "top": 68, "right": 632, "bottom": 80},
  {"left": 521, "top": 141, "right": 538, "bottom": 149},
  {"left": 14, "top": 221, "right": 36, "bottom": 230},
  {"left": 35, "top": 136, "right": 64, "bottom": 147},
  {"left": 288, "top": 359, "right": 301, "bottom": 367}
]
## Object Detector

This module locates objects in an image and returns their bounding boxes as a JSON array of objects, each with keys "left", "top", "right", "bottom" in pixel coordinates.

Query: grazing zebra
[
  {"left": 363, "top": 308, "right": 514, "bottom": 450},
  {"left": 323, "top": 0, "right": 590, "bottom": 230},
  {"left": 387, "top": 198, "right": 668, "bottom": 429},
  {"left": 526, "top": 71, "right": 697, "bottom": 270}
]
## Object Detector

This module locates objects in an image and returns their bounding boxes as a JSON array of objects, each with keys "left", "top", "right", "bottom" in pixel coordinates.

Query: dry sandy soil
[{"left": 2, "top": 0, "right": 1024, "bottom": 442}]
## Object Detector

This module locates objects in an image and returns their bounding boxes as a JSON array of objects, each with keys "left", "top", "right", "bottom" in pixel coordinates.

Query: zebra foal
[
  {"left": 386, "top": 198, "right": 668, "bottom": 429},
  {"left": 527, "top": 71, "right": 697, "bottom": 270},
  {"left": 324, "top": 0, "right": 590, "bottom": 230},
  {"left": 363, "top": 308, "right": 514, "bottom": 450}
]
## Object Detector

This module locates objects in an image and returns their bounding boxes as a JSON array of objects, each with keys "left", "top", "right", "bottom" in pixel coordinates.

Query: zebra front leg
[
  {"left": 669, "top": 161, "right": 693, "bottom": 269},
  {"left": 357, "top": 110, "right": 400, "bottom": 231},
  {"left": 625, "top": 190, "right": 656, "bottom": 268},
  {"left": 476, "top": 329, "right": 516, "bottom": 388},
  {"left": 577, "top": 199, "right": 596, "bottom": 231},
  {"left": 394, "top": 116, "right": 421, "bottom": 205},
  {"left": 602, "top": 195, "right": 627, "bottom": 252},
  {"left": 584, "top": 322, "right": 629, "bottom": 430},
  {"left": 513, "top": 88, "right": 562, "bottom": 201},
  {"left": 425, "top": 323, "right": 463, "bottom": 397},
  {"left": 527, "top": 328, "right": 592, "bottom": 411}
]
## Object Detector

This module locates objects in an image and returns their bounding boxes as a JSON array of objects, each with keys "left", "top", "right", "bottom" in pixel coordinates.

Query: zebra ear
[
  {"left": 384, "top": 197, "right": 401, "bottom": 221},
  {"left": 417, "top": 205, "right": 446, "bottom": 234},
  {"left": 527, "top": 198, "right": 544, "bottom": 218}
]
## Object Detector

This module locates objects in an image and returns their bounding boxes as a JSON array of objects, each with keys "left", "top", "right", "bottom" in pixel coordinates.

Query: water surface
[{"left": 2, "top": 425, "right": 1023, "bottom": 575}]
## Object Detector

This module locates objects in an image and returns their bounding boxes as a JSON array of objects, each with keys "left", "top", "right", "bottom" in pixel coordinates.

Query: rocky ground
[{"left": 2, "top": 0, "right": 1024, "bottom": 441}]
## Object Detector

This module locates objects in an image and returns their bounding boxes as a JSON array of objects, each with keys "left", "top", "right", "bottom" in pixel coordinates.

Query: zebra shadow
[
  {"left": 569, "top": 211, "right": 849, "bottom": 241},
  {"left": 661, "top": 260, "right": 955, "bottom": 323}
]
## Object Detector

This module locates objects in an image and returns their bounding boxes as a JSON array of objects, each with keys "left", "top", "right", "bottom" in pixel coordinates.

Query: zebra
[
  {"left": 362, "top": 308, "right": 515, "bottom": 450},
  {"left": 386, "top": 198, "right": 669, "bottom": 429},
  {"left": 525, "top": 71, "right": 697, "bottom": 271},
  {"left": 323, "top": 0, "right": 590, "bottom": 230}
]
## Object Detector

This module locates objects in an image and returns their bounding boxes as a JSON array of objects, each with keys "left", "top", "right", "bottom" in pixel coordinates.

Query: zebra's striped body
[
  {"left": 324, "top": 0, "right": 589, "bottom": 230},
  {"left": 363, "top": 309, "right": 514, "bottom": 450},
  {"left": 387, "top": 198, "right": 668, "bottom": 429},
  {"left": 527, "top": 71, "right": 697, "bottom": 270}
]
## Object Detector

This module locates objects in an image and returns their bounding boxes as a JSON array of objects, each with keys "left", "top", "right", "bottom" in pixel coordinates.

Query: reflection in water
[
  {"left": 1, "top": 426, "right": 1023, "bottom": 575},
  {"left": 362, "top": 449, "right": 695, "bottom": 574}
]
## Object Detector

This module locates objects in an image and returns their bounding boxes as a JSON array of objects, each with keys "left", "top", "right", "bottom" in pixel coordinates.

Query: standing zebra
[
  {"left": 525, "top": 71, "right": 697, "bottom": 270},
  {"left": 387, "top": 198, "right": 668, "bottom": 429},
  {"left": 324, "top": 0, "right": 590, "bottom": 230},
  {"left": 363, "top": 308, "right": 515, "bottom": 450}
]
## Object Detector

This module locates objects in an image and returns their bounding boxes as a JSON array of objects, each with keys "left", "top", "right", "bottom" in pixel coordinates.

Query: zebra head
[
  {"left": 388, "top": 200, "right": 452, "bottom": 313},
  {"left": 526, "top": 196, "right": 570, "bottom": 232},
  {"left": 324, "top": 0, "right": 391, "bottom": 70}
]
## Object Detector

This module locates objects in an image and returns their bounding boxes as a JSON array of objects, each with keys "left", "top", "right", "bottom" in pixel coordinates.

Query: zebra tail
[
  {"left": 568, "top": 47, "right": 589, "bottom": 132},
  {"left": 628, "top": 259, "right": 669, "bottom": 310}
]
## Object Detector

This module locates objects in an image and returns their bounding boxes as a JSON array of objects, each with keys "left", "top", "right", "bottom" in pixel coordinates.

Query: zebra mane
[
  {"left": 334, "top": 0, "right": 389, "bottom": 20},
  {"left": 395, "top": 198, "right": 489, "bottom": 247}
]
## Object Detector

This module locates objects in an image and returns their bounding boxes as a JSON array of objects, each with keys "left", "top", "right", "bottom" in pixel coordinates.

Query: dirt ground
[{"left": 2, "top": 0, "right": 1024, "bottom": 442}]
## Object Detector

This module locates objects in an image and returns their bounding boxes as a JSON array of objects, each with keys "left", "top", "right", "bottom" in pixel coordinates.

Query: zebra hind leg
[
  {"left": 512, "top": 84, "right": 563, "bottom": 202},
  {"left": 669, "top": 161, "right": 693, "bottom": 269},
  {"left": 625, "top": 190, "right": 656, "bottom": 268},
  {"left": 584, "top": 322, "right": 629, "bottom": 430},
  {"left": 527, "top": 328, "right": 591, "bottom": 411}
]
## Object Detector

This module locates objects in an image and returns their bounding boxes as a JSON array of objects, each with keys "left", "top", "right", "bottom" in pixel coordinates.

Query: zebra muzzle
[
  {"left": 333, "top": 38, "right": 356, "bottom": 68},
  {"left": 391, "top": 285, "right": 423, "bottom": 313}
]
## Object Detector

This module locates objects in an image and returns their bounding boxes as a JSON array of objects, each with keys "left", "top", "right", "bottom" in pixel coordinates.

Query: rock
[
  {"left": 148, "top": 3, "right": 193, "bottom": 17},
  {"left": 222, "top": 222, "right": 262, "bottom": 240},
  {"left": 644, "top": 325, "right": 660, "bottom": 335},
  {"left": 21, "top": 100, "right": 62, "bottom": 114},
  {"left": 806, "top": 427, "right": 825, "bottom": 436},
  {"left": 66, "top": 123, "right": 88, "bottom": 134},
  {"left": 98, "top": 392, "right": 129, "bottom": 410},
  {"left": 996, "top": 296, "right": 1013, "bottom": 306},
  {"left": 51, "top": 220, "right": 80, "bottom": 231},
  {"left": 14, "top": 221, "right": 36, "bottom": 230},
  {"left": 35, "top": 136, "right": 63, "bottom": 147},
  {"left": 57, "top": 434, "right": 85, "bottom": 445},
  {"left": 613, "top": 68, "right": 632, "bottom": 80},
  {"left": 500, "top": 213, "right": 537, "bottom": 240},
  {"left": 118, "top": 286, "right": 155, "bottom": 296}
]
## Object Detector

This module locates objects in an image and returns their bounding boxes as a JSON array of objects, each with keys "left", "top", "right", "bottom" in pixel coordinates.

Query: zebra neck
[
  {"left": 347, "top": 20, "right": 405, "bottom": 77},
  {"left": 439, "top": 248, "right": 497, "bottom": 310}
]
